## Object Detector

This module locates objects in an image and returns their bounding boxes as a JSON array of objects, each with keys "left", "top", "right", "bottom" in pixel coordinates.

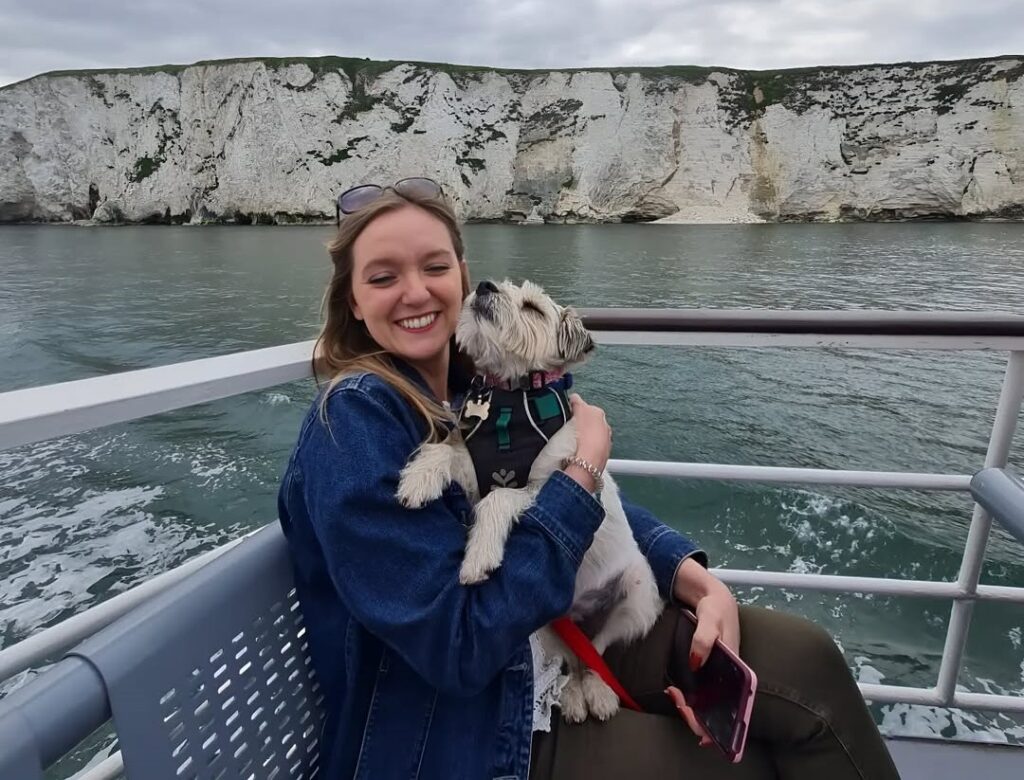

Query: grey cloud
[{"left": 1, "top": 0, "right": 1022, "bottom": 86}]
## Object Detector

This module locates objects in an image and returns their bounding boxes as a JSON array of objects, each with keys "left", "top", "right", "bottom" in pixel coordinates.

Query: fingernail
[{"left": 689, "top": 652, "right": 701, "bottom": 671}]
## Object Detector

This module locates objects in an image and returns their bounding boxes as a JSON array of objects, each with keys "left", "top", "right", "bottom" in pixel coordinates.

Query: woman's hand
[
  {"left": 667, "top": 558, "right": 741, "bottom": 744},
  {"left": 563, "top": 394, "right": 612, "bottom": 493},
  {"left": 690, "top": 576, "right": 740, "bottom": 662},
  {"left": 665, "top": 686, "right": 714, "bottom": 747}
]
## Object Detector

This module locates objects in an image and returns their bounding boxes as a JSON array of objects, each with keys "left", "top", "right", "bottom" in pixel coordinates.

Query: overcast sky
[{"left": 2, "top": 0, "right": 1022, "bottom": 87}]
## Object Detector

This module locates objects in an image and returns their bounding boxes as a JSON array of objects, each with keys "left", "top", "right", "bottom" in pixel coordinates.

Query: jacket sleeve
[
  {"left": 620, "top": 493, "right": 708, "bottom": 603},
  {"left": 297, "top": 386, "right": 604, "bottom": 697}
]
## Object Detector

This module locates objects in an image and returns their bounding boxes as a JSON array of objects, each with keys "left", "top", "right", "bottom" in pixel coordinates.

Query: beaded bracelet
[{"left": 560, "top": 455, "right": 605, "bottom": 496}]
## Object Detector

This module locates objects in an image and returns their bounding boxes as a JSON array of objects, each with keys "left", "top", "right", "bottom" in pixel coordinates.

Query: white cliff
[{"left": 0, "top": 56, "right": 1021, "bottom": 224}]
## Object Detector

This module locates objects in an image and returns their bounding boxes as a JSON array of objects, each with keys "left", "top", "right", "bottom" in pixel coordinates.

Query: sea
[{"left": 1, "top": 222, "right": 1023, "bottom": 773}]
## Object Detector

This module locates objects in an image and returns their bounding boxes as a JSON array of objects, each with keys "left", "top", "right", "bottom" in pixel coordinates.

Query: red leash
[{"left": 550, "top": 617, "right": 643, "bottom": 712}]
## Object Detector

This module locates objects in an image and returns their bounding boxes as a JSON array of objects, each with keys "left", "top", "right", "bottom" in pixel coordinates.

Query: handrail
[
  {"left": 577, "top": 308, "right": 1024, "bottom": 336},
  {"left": 0, "top": 657, "right": 110, "bottom": 775},
  {"left": 0, "top": 340, "right": 316, "bottom": 451},
  {"left": 1, "top": 310, "right": 1022, "bottom": 736},
  {"left": 608, "top": 460, "right": 971, "bottom": 490},
  {"left": 5, "top": 308, "right": 1024, "bottom": 452}
]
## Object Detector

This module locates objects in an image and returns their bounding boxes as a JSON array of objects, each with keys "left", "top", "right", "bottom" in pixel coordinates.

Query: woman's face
[{"left": 350, "top": 204, "right": 466, "bottom": 375}]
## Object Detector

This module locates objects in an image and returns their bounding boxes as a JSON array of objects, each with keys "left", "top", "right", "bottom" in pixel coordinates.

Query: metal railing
[{"left": 2, "top": 309, "right": 1024, "bottom": 724}]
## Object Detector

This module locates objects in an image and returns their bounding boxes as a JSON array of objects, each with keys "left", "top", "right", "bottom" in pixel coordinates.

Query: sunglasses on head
[{"left": 335, "top": 177, "right": 443, "bottom": 217}]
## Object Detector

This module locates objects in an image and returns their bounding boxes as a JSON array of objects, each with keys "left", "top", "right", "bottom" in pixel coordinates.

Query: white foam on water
[
  {"left": 185, "top": 442, "right": 251, "bottom": 485},
  {"left": 787, "top": 555, "right": 823, "bottom": 574},
  {"left": 854, "top": 656, "right": 886, "bottom": 685},
  {"left": 880, "top": 702, "right": 1024, "bottom": 743},
  {"left": 261, "top": 391, "right": 292, "bottom": 405},
  {"left": 156, "top": 438, "right": 254, "bottom": 489},
  {"left": 773, "top": 488, "right": 897, "bottom": 577},
  {"left": 0, "top": 497, "right": 28, "bottom": 515},
  {"left": 874, "top": 649, "right": 1024, "bottom": 743},
  {"left": 0, "top": 434, "right": 213, "bottom": 649},
  {"left": 0, "top": 484, "right": 192, "bottom": 638}
]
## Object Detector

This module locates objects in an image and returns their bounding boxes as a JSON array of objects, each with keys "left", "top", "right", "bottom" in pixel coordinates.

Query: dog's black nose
[{"left": 476, "top": 280, "right": 499, "bottom": 297}]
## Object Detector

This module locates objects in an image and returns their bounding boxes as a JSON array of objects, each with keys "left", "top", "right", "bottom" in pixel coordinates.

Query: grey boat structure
[{"left": 1, "top": 309, "right": 1023, "bottom": 779}]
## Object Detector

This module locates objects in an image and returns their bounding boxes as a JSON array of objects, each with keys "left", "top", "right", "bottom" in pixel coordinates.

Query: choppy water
[{"left": 2, "top": 223, "right": 1024, "bottom": 764}]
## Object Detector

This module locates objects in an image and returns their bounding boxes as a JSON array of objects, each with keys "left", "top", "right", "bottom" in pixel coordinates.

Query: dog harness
[
  {"left": 459, "top": 371, "right": 646, "bottom": 713},
  {"left": 459, "top": 372, "right": 573, "bottom": 498}
]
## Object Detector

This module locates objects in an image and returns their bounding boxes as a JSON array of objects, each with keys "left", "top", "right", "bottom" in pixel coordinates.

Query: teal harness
[{"left": 459, "top": 374, "right": 573, "bottom": 497}]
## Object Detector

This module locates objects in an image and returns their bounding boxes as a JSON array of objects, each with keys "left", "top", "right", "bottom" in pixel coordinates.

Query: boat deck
[{"left": 888, "top": 736, "right": 1023, "bottom": 779}]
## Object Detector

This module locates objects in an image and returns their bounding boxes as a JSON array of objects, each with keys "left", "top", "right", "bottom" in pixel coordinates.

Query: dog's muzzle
[{"left": 471, "top": 280, "right": 498, "bottom": 321}]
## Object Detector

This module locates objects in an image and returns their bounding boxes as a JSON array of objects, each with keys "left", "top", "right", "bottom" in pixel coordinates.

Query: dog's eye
[{"left": 522, "top": 300, "right": 544, "bottom": 316}]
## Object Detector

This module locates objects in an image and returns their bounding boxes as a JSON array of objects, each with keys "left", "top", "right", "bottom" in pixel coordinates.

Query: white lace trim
[{"left": 529, "top": 632, "right": 568, "bottom": 733}]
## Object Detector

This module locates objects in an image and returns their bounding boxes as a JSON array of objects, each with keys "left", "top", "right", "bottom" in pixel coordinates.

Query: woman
[{"left": 277, "top": 178, "right": 901, "bottom": 780}]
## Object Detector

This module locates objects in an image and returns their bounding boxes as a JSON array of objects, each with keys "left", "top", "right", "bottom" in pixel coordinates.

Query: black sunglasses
[{"left": 336, "top": 177, "right": 443, "bottom": 218}]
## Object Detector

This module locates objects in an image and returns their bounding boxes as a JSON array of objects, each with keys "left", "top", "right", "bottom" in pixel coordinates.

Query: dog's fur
[{"left": 396, "top": 280, "right": 663, "bottom": 722}]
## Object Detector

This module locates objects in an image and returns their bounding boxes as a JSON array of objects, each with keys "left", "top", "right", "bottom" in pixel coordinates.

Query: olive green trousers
[{"left": 529, "top": 606, "right": 901, "bottom": 779}]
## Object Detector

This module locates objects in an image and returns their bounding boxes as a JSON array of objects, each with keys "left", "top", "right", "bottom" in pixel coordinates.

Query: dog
[{"left": 396, "top": 279, "right": 663, "bottom": 722}]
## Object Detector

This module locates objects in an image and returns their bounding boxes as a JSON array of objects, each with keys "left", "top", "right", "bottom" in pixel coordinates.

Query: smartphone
[{"left": 668, "top": 609, "right": 757, "bottom": 763}]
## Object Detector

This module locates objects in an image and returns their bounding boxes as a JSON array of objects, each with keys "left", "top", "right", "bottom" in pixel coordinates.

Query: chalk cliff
[{"left": 0, "top": 56, "right": 1021, "bottom": 223}]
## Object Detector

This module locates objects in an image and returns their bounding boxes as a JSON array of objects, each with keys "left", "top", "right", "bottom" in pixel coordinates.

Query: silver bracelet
[{"left": 561, "top": 455, "right": 605, "bottom": 496}]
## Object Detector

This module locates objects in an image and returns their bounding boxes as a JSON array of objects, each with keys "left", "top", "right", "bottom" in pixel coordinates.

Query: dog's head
[{"left": 456, "top": 279, "right": 595, "bottom": 381}]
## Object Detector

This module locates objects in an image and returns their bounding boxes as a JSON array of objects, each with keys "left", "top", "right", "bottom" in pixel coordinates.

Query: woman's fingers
[
  {"left": 689, "top": 613, "right": 719, "bottom": 669},
  {"left": 665, "top": 686, "right": 713, "bottom": 746},
  {"left": 690, "top": 581, "right": 742, "bottom": 664}
]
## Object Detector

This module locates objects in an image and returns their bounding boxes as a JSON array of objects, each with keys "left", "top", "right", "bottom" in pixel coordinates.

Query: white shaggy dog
[{"left": 397, "top": 279, "right": 663, "bottom": 722}]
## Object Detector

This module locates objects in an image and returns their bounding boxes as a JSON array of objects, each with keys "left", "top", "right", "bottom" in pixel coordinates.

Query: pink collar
[{"left": 482, "top": 369, "right": 565, "bottom": 391}]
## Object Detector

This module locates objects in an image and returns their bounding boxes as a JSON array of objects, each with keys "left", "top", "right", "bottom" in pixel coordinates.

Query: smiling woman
[
  {"left": 312, "top": 185, "right": 471, "bottom": 439},
  {"left": 349, "top": 209, "right": 466, "bottom": 401}
]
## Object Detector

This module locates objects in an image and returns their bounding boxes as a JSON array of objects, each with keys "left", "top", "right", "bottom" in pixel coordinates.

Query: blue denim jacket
[{"left": 277, "top": 363, "right": 706, "bottom": 779}]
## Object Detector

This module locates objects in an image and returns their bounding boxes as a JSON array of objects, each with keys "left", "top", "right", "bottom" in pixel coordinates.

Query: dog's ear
[{"left": 557, "top": 306, "right": 595, "bottom": 363}]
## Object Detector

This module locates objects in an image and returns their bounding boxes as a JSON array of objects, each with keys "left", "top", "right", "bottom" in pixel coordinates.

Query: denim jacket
[{"left": 277, "top": 362, "right": 706, "bottom": 779}]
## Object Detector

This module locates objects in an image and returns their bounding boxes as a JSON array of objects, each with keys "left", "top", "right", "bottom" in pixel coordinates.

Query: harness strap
[{"left": 550, "top": 617, "right": 643, "bottom": 712}]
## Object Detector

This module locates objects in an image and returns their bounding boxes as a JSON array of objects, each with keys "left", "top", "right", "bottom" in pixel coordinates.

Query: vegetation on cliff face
[
  {"left": 8, "top": 53, "right": 1017, "bottom": 94},
  {"left": 9, "top": 53, "right": 1021, "bottom": 131}
]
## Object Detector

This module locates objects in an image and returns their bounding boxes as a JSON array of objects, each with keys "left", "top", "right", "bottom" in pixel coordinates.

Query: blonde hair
[{"left": 313, "top": 189, "right": 472, "bottom": 441}]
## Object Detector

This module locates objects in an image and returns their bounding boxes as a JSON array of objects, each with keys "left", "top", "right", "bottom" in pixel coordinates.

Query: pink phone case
[{"left": 680, "top": 609, "right": 757, "bottom": 763}]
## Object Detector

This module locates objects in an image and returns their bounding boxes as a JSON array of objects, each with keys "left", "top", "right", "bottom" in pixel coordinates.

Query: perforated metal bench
[{"left": 0, "top": 523, "right": 325, "bottom": 780}]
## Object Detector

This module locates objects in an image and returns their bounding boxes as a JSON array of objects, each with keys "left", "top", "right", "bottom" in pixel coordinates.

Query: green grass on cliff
[
  {"left": 2, "top": 55, "right": 724, "bottom": 88},
  {"left": 4, "top": 54, "right": 1022, "bottom": 124},
  {"left": 5, "top": 53, "right": 1022, "bottom": 91}
]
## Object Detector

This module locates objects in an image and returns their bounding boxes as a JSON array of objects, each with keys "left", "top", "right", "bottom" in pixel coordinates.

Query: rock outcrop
[{"left": 0, "top": 56, "right": 1021, "bottom": 224}]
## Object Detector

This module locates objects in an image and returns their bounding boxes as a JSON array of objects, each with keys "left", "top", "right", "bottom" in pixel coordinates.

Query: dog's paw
[
  {"left": 582, "top": 670, "right": 620, "bottom": 721},
  {"left": 395, "top": 474, "right": 437, "bottom": 509},
  {"left": 458, "top": 553, "right": 498, "bottom": 585},
  {"left": 396, "top": 466, "right": 447, "bottom": 508},
  {"left": 559, "top": 675, "right": 589, "bottom": 724},
  {"left": 396, "top": 445, "right": 453, "bottom": 508},
  {"left": 458, "top": 522, "right": 508, "bottom": 584}
]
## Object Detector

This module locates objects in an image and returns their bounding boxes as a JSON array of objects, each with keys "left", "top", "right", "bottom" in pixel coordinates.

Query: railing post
[{"left": 935, "top": 351, "right": 1024, "bottom": 703}]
